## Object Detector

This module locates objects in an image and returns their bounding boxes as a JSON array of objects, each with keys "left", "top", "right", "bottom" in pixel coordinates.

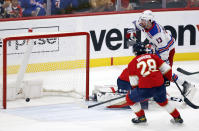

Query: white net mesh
[{"left": 0, "top": 32, "right": 89, "bottom": 109}]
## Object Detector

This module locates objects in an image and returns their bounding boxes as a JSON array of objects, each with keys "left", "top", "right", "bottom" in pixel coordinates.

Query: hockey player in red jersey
[
  {"left": 126, "top": 42, "right": 183, "bottom": 124},
  {"left": 106, "top": 67, "right": 148, "bottom": 109},
  {"left": 127, "top": 10, "right": 196, "bottom": 97}
]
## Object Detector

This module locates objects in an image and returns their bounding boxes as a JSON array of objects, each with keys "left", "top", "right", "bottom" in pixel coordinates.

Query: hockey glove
[{"left": 126, "top": 28, "right": 137, "bottom": 41}]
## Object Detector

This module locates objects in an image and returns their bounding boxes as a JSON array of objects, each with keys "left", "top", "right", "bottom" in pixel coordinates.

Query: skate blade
[
  {"left": 132, "top": 122, "right": 148, "bottom": 126},
  {"left": 170, "top": 119, "right": 184, "bottom": 125}
]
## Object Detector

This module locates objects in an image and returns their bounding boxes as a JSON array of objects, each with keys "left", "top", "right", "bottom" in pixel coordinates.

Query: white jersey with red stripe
[{"left": 133, "top": 20, "right": 175, "bottom": 63}]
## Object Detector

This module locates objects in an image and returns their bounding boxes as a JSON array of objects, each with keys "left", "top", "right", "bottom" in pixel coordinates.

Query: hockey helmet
[
  {"left": 139, "top": 10, "right": 154, "bottom": 23},
  {"left": 132, "top": 42, "right": 147, "bottom": 56}
]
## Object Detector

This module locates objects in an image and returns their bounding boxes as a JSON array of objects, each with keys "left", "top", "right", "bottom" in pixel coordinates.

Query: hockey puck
[{"left": 25, "top": 98, "right": 30, "bottom": 102}]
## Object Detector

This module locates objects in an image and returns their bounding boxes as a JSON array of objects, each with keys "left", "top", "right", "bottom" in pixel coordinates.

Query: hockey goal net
[{"left": 0, "top": 31, "right": 90, "bottom": 109}]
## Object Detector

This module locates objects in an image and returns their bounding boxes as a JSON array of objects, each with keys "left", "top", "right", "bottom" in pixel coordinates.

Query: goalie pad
[
  {"left": 92, "top": 85, "right": 148, "bottom": 109},
  {"left": 96, "top": 92, "right": 128, "bottom": 108},
  {"left": 92, "top": 85, "right": 118, "bottom": 96},
  {"left": 92, "top": 85, "right": 128, "bottom": 108}
]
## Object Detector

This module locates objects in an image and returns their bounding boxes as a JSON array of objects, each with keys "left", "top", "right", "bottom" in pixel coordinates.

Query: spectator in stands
[
  {"left": 90, "top": 0, "right": 115, "bottom": 12},
  {"left": 76, "top": 0, "right": 91, "bottom": 13},
  {"left": 0, "top": 0, "right": 6, "bottom": 18},
  {"left": 0, "top": 0, "right": 13, "bottom": 18},
  {"left": 51, "top": 0, "right": 79, "bottom": 15},
  {"left": 129, "top": 0, "right": 140, "bottom": 9},
  {"left": 138, "top": 0, "right": 162, "bottom": 9},
  {"left": 4, "top": 0, "right": 22, "bottom": 18},
  {"left": 190, "top": 0, "right": 199, "bottom": 7},
  {"left": 18, "top": 0, "right": 46, "bottom": 17},
  {"left": 166, "top": 0, "right": 187, "bottom": 8},
  {"left": 112, "top": 0, "right": 134, "bottom": 11},
  {"left": 139, "top": 0, "right": 162, "bottom": 4}
]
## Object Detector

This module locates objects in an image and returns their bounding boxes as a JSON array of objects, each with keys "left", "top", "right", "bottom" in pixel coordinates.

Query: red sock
[
  {"left": 170, "top": 108, "right": 180, "bottom": 118},
  {"left": 135, "top": 109, "right": 145, "bottom": 117}
]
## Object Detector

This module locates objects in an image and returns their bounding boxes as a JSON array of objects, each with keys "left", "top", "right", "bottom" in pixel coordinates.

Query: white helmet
[{"left": 139, "top": 10, "right": 154, "bottom": 23}]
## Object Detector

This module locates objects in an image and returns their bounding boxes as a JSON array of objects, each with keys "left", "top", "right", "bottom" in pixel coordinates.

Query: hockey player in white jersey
[{"left": 127, "top": 10, "right": 195, "bottom": 97}]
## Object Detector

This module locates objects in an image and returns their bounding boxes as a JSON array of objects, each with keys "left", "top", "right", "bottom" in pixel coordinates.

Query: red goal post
[{"left": 1, "top": 31, "right": 90, "bottom": 109}]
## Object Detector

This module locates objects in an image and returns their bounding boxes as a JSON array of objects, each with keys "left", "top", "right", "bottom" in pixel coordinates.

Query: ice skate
[
  {"left": 170, "top": 115, "right": 183, "bottom": 124},
  {"left": 132, "top": 115, "right": 147, "bottom": 124}
]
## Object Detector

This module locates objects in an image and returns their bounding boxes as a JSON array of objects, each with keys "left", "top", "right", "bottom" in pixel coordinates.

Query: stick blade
[
  {"left": 177, "top": 67, "right": 199, "bottom": 75},
  {"left": 177, "top": 68, "right": 191, "bottom": 75},
  {"left": 184, "top": 98, "right": 199, "bottom": 109}
]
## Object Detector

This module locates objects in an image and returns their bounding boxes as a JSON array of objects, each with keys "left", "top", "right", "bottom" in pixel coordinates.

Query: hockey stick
[
  {"left": 177, "top": 67, "right": 199, "bottom": 75},
  {"left": 86, "top": 95, "right": 126, "bottom": 108},
  {"left": 173, "top": 80, "right": 199, "bottom": 109},
  {"left": 85, "top": 94, "right": 183, "bottom": 109},
  {"left": 16, "top": 29, "right": 33, "bottom": 96}
]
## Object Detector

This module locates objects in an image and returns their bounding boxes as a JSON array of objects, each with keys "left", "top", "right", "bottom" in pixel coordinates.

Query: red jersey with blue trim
[
  {"left": 119, "top": 67, "right": 129, "bottom": 82},
  {"left": 128, "top": 54, "right": 172, "bottom": 88}
]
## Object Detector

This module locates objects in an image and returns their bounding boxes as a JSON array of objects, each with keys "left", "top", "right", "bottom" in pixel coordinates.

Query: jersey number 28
[{"left": 137, "top": 59, "right": 157, "bottom": 77}]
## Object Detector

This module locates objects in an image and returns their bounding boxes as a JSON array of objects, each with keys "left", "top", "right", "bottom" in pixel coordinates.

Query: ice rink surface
[{"left": 1, "top": 60, "right": 199, "bottom": 131}]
